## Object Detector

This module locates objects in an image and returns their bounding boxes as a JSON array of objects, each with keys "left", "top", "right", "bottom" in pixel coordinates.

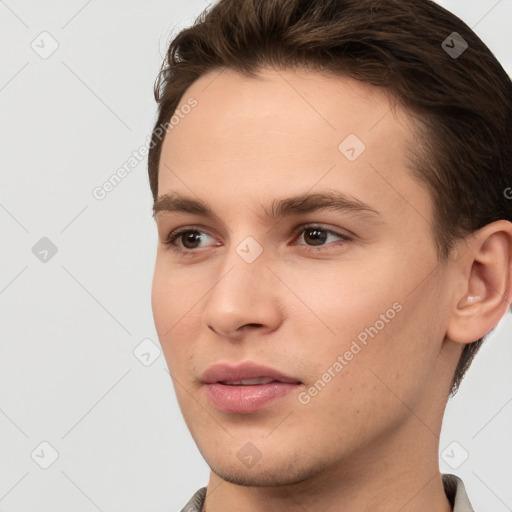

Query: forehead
[{"left": 157, "top": 67, "right": 430, "bottom": 225}]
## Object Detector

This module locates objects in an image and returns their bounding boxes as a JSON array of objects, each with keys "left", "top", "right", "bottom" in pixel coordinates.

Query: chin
[
  {"left": 203, "top": 447, "right": 330, "bottom": 488},
  {"left": 210, "top": 464, "right": 306, "bottom": 487}
]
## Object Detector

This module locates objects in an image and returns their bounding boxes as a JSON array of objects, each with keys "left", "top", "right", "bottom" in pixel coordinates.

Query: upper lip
[{"left": 201, "top": 362, "right": 301, "bottom": 384}]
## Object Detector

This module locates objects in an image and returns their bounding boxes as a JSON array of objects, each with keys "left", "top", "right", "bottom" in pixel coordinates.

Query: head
[{"left": 149, "top": 0, "right": 512, "bottom": 487}]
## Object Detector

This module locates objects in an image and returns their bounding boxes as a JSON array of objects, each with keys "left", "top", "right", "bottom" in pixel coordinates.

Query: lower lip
[{"left": 204, "top": 382, "right": 301, "bottom": 413}]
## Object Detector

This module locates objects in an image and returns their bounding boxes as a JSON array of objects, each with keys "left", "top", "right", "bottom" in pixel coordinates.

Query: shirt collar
[{"left": 442, "top": 473, "right": 475, "bottom": 511}]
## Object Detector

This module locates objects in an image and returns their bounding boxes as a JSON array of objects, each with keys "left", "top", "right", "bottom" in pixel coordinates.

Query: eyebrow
[{"left": 152, "top": 190, "right": 381, "bottom": 222}]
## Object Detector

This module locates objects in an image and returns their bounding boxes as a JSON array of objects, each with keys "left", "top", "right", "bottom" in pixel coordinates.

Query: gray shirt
[{"left": 180, "top": 474, "right": 474, "bottom": 511}]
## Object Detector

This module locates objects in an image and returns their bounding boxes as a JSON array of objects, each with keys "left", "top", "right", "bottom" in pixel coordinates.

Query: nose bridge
[{"left": 215, "top": 229, "right": 268, "bottom": 292}]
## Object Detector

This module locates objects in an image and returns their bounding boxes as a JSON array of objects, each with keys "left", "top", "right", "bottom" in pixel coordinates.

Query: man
[{"left": 148, "top": 1, "right": 512, "bottom": 510}]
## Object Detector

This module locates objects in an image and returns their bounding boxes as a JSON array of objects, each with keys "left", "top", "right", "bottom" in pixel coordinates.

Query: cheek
[
  {"left": 283, "top": 260, "right": 400, "bottom": 346},
  {"left": 151, "top": 260, "right": 198, "bottom": 329},
  {"left": 151, "top": 263, "right": 195, "bottom": 371},
  {"left": 151, "top": 265, "right": 171, "bottom": 334},
  {"left": 283, "top": 257, "right": 438, "bottom": 400}
]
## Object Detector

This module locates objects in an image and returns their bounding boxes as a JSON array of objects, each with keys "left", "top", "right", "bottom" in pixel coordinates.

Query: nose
[{"left": 201, "top": 244, "right": 283, "bottom": 341}]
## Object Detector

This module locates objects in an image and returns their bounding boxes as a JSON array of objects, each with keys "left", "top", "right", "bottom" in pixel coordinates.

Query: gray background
[{"left": 0, "top": 1, "right": 511, "bottom": 511}]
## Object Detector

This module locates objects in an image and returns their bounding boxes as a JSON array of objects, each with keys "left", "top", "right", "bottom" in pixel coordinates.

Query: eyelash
[{"left": 162, "top": 224, "right": 352, "bottom": 254}]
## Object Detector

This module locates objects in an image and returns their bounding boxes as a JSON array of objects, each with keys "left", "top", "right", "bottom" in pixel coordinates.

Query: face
[{"left": 151, "top": 68, "right": 455, "bottom": 486}]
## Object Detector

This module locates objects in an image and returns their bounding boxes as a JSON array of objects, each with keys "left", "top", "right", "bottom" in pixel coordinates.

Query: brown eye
[
  {"left": 180, "top": 231, "right": 205, "bottom": 249},
  {"left": 303, "top": 227, "right": 328, "bottom": 246},
  {"left": 295, "top": 224, "right": 351, "bottom": 248},
  {"left": 163, "top": 227, "right": 215, "bottom": 252}
]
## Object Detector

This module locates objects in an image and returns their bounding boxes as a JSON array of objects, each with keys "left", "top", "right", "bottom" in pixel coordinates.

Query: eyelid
[{"left": 290, "top": 223, "right": 353, "bottom": 242}]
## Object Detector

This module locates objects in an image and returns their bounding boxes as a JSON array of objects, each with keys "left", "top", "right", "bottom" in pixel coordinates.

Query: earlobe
[{"left": 446, "top": 220, "right": 512, "bottom": 345}]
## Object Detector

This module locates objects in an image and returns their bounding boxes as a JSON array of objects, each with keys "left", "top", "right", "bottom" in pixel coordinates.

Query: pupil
[
  {"left": 183, "top": 232, "right": 201, "bottom": 249},
  {"left": 305, "top": 228, "right": 326, "bottom": 246}
]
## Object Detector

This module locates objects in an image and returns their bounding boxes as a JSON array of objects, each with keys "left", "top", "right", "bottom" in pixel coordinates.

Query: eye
[
  {"left": 292, "top": 224, "right": 352, "bottom": 250},
  {"left": 162, "top": 226, "right": 217, "bottom": 252}
]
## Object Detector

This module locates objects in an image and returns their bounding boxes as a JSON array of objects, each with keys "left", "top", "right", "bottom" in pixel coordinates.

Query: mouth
[
  {"left": 201, "top": 362, "right": 302, "bottom": 413},
  {"left": 204, "top": 381, "right": 302, "bottom": 413},
  {"left": 201, "top": 361, "right": 301, "bottom": 385},
  {"left": 219, "top": 377, "right": 294, "bottom": 386}
]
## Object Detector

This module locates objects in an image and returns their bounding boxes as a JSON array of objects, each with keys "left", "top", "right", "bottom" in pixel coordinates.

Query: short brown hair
[{"left": 148, "top": 0, "right": 512, "bottom": 394}]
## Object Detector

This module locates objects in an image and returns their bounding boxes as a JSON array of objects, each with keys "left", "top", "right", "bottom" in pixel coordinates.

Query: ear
[{"left": 446, "top": 220, "right": 512, "bottom": 344}]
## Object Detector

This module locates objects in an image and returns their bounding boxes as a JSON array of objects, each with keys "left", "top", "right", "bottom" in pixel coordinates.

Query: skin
[{"left": 151, "top": 67, "right": 512, "bottom": 511}]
